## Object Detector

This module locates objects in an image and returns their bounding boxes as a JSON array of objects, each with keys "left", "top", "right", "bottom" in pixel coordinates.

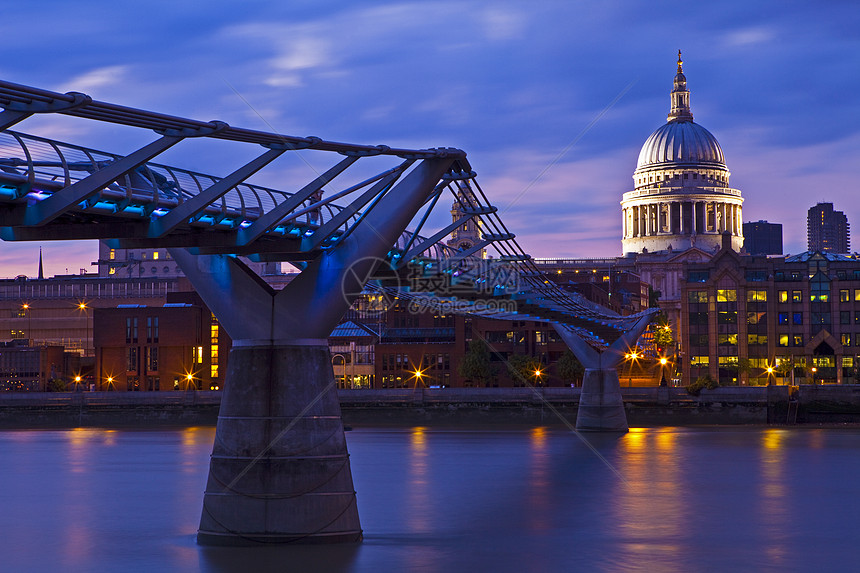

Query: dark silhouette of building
[
  {"left": 808, "top": 202, "right": 850, "bottom": 253},
  {"left": 743, "top": 221, "right": 783, "bottom": 255}
]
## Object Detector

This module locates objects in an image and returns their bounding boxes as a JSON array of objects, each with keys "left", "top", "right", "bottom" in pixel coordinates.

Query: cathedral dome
[{"left": 635, "top": 120, "right": 725, "bottom": 171}]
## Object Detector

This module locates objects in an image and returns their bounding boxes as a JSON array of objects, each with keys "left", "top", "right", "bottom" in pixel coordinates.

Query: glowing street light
[
  {"left": 625, "top": 350, "right": 640, "bottom": 387},
  {"left": 659, "top": 356, "right": 669, "bottom": 387}
]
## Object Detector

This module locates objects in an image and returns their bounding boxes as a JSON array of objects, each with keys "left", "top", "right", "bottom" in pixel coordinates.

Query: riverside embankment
[{"left": 3, "top": 385, "right": 860, "bottom": 427}]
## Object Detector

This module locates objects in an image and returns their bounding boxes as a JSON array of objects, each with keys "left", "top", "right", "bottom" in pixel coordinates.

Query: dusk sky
[{"left": 1, "top": 1, "right": 858, "bottom": 278}]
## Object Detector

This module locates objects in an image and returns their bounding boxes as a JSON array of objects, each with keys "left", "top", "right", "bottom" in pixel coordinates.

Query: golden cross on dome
[{"left": 677, "top": 50, "right": 683, "bottom": 73}]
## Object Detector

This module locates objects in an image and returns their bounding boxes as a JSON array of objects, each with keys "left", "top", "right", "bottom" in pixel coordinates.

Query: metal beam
[
  {"left": 149, "top": 147, "right": 287, "bottom": 238},
  {"left": 400, "top": 215, "right": 474, "bottom": 263},
  {"left": 237, "top": 155, "right": 359, "bottom": 245},
  {"left": 303, "top": 167, "right": 407, "bottom": 251}
]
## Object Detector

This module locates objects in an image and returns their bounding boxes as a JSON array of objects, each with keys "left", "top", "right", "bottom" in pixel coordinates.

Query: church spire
[
  {"left": 38, "top": 247, "right": 44, "bottom": 279},
  {"left": 668, "top": 50, "right": 693, "bottom": 122}
]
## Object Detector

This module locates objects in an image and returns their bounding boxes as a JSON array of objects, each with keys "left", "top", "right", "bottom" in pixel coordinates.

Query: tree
[
  {"left": 458, "top": 339, "right": 496, "bottom": 387},
  {"left": 555, "top": 350, "right": 585, "bottom": 387},
  {"left": 506, "top": 354, "right": 543, "bottom": 387}
]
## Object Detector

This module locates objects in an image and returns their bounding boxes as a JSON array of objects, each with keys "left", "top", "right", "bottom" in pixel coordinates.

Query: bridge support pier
[
  {"left": 577, "top": 368, "right": 627, "bottom": 432},
  {"left": 554, "top": 312, "right": 655, "bottom": 433},
  {"left": 197, "top": 342, "right": 361, "bottom": 545},
  {"left": 168, "top": 157, "right": 454, "bottom": 545}
]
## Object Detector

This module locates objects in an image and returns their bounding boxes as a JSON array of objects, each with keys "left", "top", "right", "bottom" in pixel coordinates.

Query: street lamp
[
  {"left": 78, "top": 302, "right": 89, "bottom": 356},
  {"left": 625, "top": 351, "right": 640, "bottom": 387},
  {"left": 21, "top": 303, "right": 31, "bottom": 344},
  {"left": 766, "top": 366, "right": 775, "bottom": 385},
  {"left": 659, "top": 356, "right": 669, "bottom": 387},
  {"left": 534, "top": 368, "right": 543, "bottom": 386}
]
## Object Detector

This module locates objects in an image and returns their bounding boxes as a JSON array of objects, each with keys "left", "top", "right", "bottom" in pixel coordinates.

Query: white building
[{"left": 621, "top": 51, "right": 744, "bottom": 255}]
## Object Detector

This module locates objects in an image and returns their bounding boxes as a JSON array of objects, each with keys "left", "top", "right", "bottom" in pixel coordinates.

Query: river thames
[{"left": 1, "top": 425, "right": 858, "bottom": 572}]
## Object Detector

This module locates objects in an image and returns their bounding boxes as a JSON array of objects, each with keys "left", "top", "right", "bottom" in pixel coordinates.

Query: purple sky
[{"left": 1, "top": 1, "right": 858, "bottom": 278}]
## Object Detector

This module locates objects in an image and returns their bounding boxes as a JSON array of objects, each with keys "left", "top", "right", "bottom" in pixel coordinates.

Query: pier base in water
[{"left": 197, "top": 344, "right": 362, "bottom": 545}]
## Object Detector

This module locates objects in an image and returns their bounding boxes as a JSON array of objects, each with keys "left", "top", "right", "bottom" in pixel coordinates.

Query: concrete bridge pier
[
  {"left": 554, "top": 313, "right": 655, "bottom": 433},
  {"left": 169, "top": 158, "right": 454, "bottom": 545},
  {"left": 197, "top": 341, "right": 360, "bottom": 545},
  {"left": 577, "top": 368, "right": 627, "bottom": 432}
]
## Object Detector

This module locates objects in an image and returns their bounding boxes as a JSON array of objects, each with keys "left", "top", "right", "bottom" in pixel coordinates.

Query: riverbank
[{"left": 3, "top": 385, "right": 860, "bottom": 428}]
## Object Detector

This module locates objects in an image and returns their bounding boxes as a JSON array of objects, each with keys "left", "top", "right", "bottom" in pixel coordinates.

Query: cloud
[
  {"left": 721, "top": 26, "right": 775, "bottom": 48},
  {"left": 57, "top": 65, "right": 129, "bottom": 94},
  {"left": 480, "top": 7, "right": 527, "bottom": 41}
]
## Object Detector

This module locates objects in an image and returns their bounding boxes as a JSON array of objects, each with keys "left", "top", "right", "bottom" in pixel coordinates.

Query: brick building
[
  {"left": 681, "top": 243, "right": 860, "bottom": 385},
  {"left": 94, "top": 293, "right": 230, "bottom": 391}
]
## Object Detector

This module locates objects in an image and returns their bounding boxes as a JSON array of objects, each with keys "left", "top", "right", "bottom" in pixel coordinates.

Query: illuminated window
[
  {"left": 210, "top": 322, "right": 219, "bottom": 378},
  {"left": 109, "top": 267, "right": 116, "bottom": 275},
  {"left": 746, "top": 290, "right": 767, "bottom": 302},
  {"left": 792, "top": 291, "right": 802, "bottom": 303},
  {"left": 840, "top": 289, "right": 850, "bottom": 302},
  {"left": 841, "top": 334, "right": 851, "bottom": 346},
  {"left": 153, "top": 252, "right": 159, "bottom": 260},
  {"left": 690, "top": 356, "right": 709, "bottom": 366},
  {"left": 778, "top": 290, "right": 788, "bottom": 303},
  {"left": 109, "top": 249, "right": 115, "bottom": 260},
  {"left": 777, "top": 334, "right": 789, "bottom": 347},
  {"left": 716, "top": 289, "right": 737, "bottom": 302}
]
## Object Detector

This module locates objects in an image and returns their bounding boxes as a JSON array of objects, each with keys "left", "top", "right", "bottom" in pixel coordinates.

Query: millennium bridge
[{"left": 0, "top": 79, "right": 655, "bottom": 544}]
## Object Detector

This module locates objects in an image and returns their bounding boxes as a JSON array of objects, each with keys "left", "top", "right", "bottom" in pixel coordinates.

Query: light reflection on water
[{"left": 2, "top": 426, "right": 860, "bottom": 572}]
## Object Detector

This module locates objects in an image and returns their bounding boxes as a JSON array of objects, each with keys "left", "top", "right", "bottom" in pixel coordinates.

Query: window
[
  {"left": 793, "top": 335, "right": 803, "bottom": 346},
  {"left": 109, "top": 249, "right": 115, "bottom": 260},
  {"left": 747, "top": 290, "right": 767, "bottom": 302},
  {"left": 778, "top": 313, "right": 788, "bottom": 325},
  {"left": 126, "top": 317, "right": 138, "bottom": 343},
  {"left": 793, "top": 313, "right": 803, "bottom": 325},
  {"left": 748, "top": 334, "right": 767, "bottom": 345},
  {"left": 841, "top": 311, "right": 851, "bottom": 325},
  {"left": 718, "top": 311, "right": 737, "bottom": 324},
  {"left": 745, "top": 270, "right": 767, "bottom": 282},
  {"left": 146, "top": 347, "right": 159, "bottom": 372},
  {"left": 690, "top": 356, "right": 709, "bottom": 366},
  {"left": 855, "top": 290, "right": 860, "bottom": 302},
  {"left": 688, "top": 271, "right": 709, "bottom": 283},
  {"left": 689, "top": 312, "right": 709, "bottom": 325},
  {"left": 840, "top": 289, "right": 850, "bottom": 302},
  {"left": 792, "top": 291, "right": 802, "bottom": 303},
  {"left": 841, "top": 334, "right": 851, "bottom": 346},
  {"left": 688, "top": 291, "right": 708, "bottom": 303},
  {"left": 716, "top": 289, "right": 737, "bottom": 302},
  {"left": 718, "top": 334, "right": 738, "bottom": 346},
  {"left": 778, "top": 334, "right": 789, "bottom": 347},
  {"left": 127, "top": 347, "right": 139, "bottom": 372},
  {"left": 748, "top": 312, "right": 766, "bottom": 325},
  {"left": 778, "top": 290, "right": 788, "bottom": 303},
  {"left": 811, "top": 312, "right": 831, "bottom": 325},
  {"left": 153, "top": 252, "right": 159, "bottom": 260},
  {"left": 689, "top": 334, "right": 708, "bottom": 346}
]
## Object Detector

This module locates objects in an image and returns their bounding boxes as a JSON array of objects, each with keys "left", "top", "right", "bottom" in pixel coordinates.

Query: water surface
[{"left": 1, "top": 425, "right": 857, "bottom": 572}]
